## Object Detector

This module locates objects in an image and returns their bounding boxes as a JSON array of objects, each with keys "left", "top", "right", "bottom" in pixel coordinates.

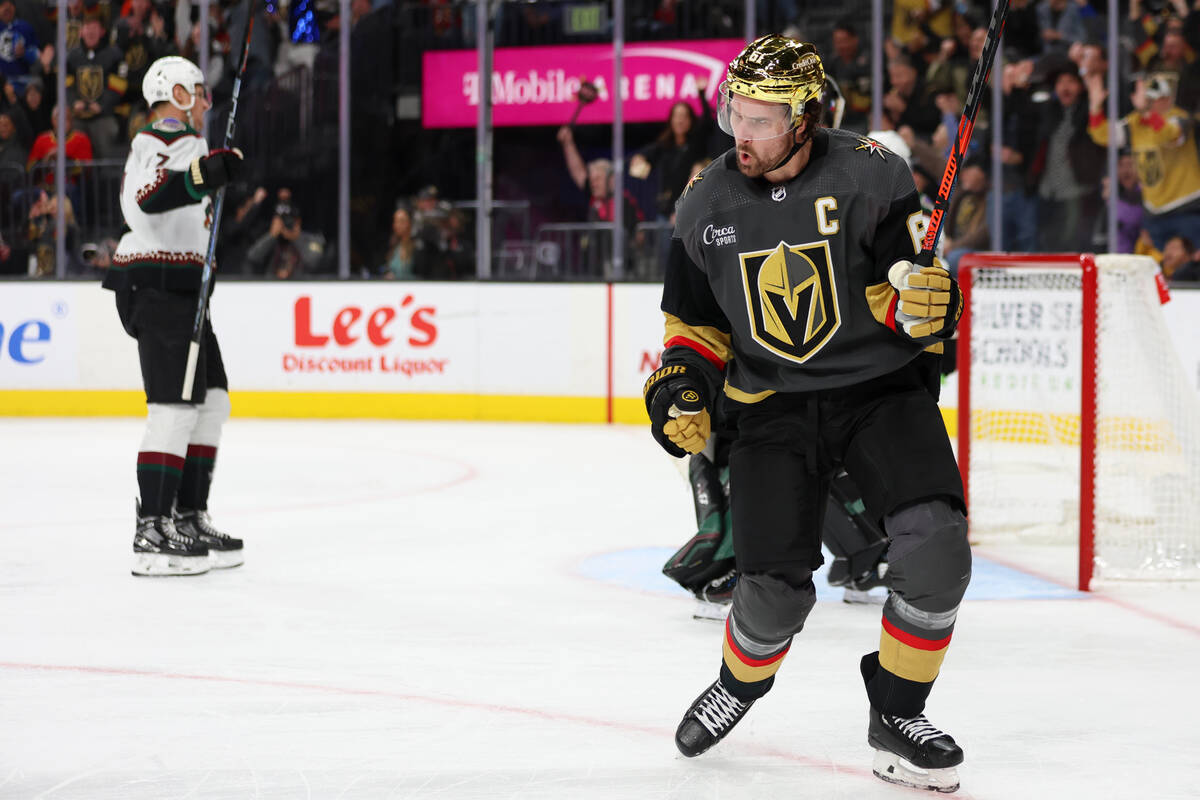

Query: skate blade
[
  {"left": 871, "top": 750, "right": 959, "bottom": 793},
  {"left": 842, "top": 588, "right": 886, "bottom": 605},
  {"left": 209, "top": 548, "right": 245, "bottom": 569},
  {"left": 692, "top": 600, "right": 730, "bottom": 621},
  {"left": 132, "top": 552, "right": 210, "bottom": 577}
]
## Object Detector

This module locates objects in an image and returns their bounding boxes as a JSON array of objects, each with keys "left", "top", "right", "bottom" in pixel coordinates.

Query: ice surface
[{"left": 1, "top": 418, "right": 1198, "bottom": 799}]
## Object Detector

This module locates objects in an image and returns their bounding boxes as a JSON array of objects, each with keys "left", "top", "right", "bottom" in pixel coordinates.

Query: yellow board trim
[
  {"left": 0, "top": 390, "right": 607, "bottom": 423},
  {"left": 0, "top": 390, "right": 961, "bottom": 435}
]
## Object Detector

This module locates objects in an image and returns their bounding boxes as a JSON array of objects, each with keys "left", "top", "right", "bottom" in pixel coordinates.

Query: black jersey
[
  {"left": 661, "top": 127, "right": 941, "bottom": 402},
  {"left": 65, "top": 43, "right": 128, "bottom": 118}
]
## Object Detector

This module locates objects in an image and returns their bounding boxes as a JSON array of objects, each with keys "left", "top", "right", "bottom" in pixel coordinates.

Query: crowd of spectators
[
  {"left": 0, "top": 0, "right": 364, "bottom": 276},
  {"left": 3, "top": 0, "right": 1199, "bottom": 282},
  {"left": 812, "top": 0, "right": 1200, "bottom": 281}
]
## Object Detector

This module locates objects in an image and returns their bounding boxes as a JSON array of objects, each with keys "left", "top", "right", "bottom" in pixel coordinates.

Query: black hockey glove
[
  {"left": 189, "top": 147, "right": 244, "bottom": 193},
  {"left": 643, "top": 363, "right": 711, "bottom": 458}
]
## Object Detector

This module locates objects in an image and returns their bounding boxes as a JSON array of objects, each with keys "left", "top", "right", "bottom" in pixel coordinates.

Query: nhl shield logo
[{"left": 739, "top": 240, "right": 840, "bottom": 363}]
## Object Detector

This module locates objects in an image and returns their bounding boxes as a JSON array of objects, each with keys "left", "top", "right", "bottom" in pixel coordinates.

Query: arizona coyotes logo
[
  {"left": 77, "top": 65, "right": 103, "bottom": 102},
  {"left": 739, "top": 240, "right": 840, "bottom": 363}
]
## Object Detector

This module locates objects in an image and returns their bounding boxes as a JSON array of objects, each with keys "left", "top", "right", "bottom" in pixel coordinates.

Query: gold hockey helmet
[
  {"left": 725, "top": 36, "right": 825, "bottom": 117},
  {"left": 718, "top": 36, "right": 826, "bottom": 141}
]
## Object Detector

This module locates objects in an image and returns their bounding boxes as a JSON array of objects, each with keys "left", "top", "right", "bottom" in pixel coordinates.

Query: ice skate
[
  {"left": 692, "top": 598, "right": 731, "bottom": 621},
  {"left": 174, "top": 508, "right": 244, "bottom": 569},
  {"left": 692, "top": 569, "right": 735, "bottom": 621},
  {"left": 675, "top": 679, "right": 755, "bottom": 757},
  {"left": 868, "top": 707, "right": 962, "bottom": 793},
  {"left": 842, "top": 561, "right": 888, "bottom": 605},
  {"left": 132, "top": 502, "right": 209, "bottom": 576}
]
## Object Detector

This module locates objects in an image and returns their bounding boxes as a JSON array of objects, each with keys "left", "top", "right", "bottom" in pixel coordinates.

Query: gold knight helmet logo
[
  {"left": 739, "top": 240, "right": 840, "bottom": 362},
  {"left": 78, "top": 64, "right": 104, "bottom": 103}
]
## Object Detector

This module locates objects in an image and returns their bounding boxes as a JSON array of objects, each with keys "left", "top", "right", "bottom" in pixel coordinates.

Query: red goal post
[{"left": 955, "top": 252, "right": 1199, "bottom": 591}]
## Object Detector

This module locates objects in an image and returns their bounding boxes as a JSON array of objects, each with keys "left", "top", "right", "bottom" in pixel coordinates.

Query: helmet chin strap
[{"left": 765, "top": 118, "right": 814, "bottom": 174}]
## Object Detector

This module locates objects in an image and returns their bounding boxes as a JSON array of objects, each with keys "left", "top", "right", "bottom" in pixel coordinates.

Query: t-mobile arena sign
[{"left": 422, "top": 39, "right": 744, "bottom": 128}]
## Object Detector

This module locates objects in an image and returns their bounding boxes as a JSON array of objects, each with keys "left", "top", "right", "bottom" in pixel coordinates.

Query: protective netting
[{"left": 966, "top": 255, "right": 1200, "bottom": 580}]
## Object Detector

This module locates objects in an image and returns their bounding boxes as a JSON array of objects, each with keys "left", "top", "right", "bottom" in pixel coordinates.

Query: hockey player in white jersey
[{"left": 101, "top": 55, "right": 246, "bottom": 576}]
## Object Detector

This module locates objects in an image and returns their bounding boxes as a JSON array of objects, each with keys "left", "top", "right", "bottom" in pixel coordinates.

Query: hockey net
[{"left": 956, "top": 253, "right": 1200, "bottom": 589}]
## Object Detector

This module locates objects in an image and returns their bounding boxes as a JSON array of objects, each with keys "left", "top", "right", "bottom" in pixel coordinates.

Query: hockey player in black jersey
[
  {"left": 661, "top": 76, "right": 890, "bottom": 617},
  {"left": 102, "top": 56, "right": 246, "bottom": 576},
  {"left": 643, "top": 36, "right": 970, "bottom": 792}
]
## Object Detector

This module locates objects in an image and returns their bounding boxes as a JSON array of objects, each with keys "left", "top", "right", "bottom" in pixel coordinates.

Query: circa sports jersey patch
[
  {"left": 738, "top": 240, "right": 841, "bottom": 363},
  {"left": 702, "top": 223, "right": 737, "bottom": 247},
  {"left": 855, "top": 136, "right": 891, "bottom": 159}
]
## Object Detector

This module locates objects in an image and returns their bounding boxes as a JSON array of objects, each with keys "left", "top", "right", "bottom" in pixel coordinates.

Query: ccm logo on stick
[{"left": 293, "top": 296, "right": 437, "bottom": 348}]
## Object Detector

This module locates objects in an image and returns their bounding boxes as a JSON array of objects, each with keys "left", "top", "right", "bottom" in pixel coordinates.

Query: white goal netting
[{"left": 964, "top": 254, "right": 1200, "bottom": 581}]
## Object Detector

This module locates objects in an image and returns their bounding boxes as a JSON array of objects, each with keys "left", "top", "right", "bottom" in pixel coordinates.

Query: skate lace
[
  {"left": 159, "top": 516, "right": 197, "bottom": 546},
  {"left": 892, "top": 714, "right": 945, "bottom": 745},
  {"left": 694, "top": 682, "right": 747, "bottom": 737},
  {"left": 183, "top": 510, "right": 230, "bottom": 541}
]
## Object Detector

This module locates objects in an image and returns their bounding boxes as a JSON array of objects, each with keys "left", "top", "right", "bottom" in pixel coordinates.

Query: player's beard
[{"left": 735, "top": 134, "right": 795, "bottom": 178}]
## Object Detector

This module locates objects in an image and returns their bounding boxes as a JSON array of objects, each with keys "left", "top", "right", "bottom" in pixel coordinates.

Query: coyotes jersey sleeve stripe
[{"left": 136, "top": 166, "right": 205, "bottom": 213}]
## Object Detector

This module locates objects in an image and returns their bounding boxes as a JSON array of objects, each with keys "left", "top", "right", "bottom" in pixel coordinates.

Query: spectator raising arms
[
  {"left": 557, "top": 124, "right": 644, "bottom": 232},
  {"left": 1086, "top": 71, "right": 1200, "bottom": 250},
  {"left": 114, "top": 0, "right": 178, "bottom": 121},
  {"left": 65, "top": 12, "right": 126, "bottom": 158},
  {"left": 628, "top": 74, "right": 714, "bottom": 219},
  {"left": 1031, "top": 58, "right": 1103, "bottom": 252}
]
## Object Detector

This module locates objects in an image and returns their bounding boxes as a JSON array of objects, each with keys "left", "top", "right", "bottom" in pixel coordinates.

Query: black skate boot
[
  {"left": 842, "top": 561, "right": 888, "bottom": 605},
  {"left": 868, "top": 706, "right": 963, "bottom": 793},
  {"left": 692, "top": 568, "right": 736, "bottom": 621},
  {"left": 174, "top": 509, "right": 244, "bottom": 569},
  {"left": 132, "top": 502, "right": 209, "bottom": 576},
  {"left": 675, "top": 679, "right": 755, "bottom": 757}
]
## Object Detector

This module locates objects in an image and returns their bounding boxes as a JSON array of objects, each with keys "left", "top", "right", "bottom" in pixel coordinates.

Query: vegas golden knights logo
[
  {"left": 1137, "top": 149, "right": 1164, "bottom": 188},
  {"left": 125, "top": 43, "right": 148, "bottom": 73},
  {"left": 78, "top": 65, "right": 103, "bottom": 102},
  {"left": 739, "top": 240, "right": 840, "bottom": 363}
]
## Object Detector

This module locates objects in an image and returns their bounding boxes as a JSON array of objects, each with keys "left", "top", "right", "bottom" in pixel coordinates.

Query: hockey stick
[
  {"left": 181, "top": 3, "right": 255, "bottom": 400},
  {"left": 916, "top": 0, "right": 1009, "bottom": 268}
]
